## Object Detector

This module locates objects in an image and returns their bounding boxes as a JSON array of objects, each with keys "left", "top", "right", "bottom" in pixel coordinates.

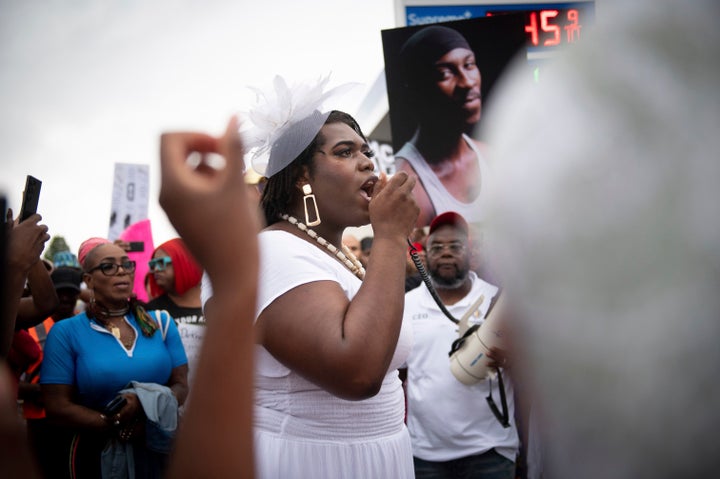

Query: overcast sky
[{"left": 0, "top": 0, "right": 395, "bottom": 253}]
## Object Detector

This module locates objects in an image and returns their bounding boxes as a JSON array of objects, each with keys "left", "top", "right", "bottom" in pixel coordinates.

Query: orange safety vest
[{"left": 22, "top": 317, "right": 56, "bottom": 419}]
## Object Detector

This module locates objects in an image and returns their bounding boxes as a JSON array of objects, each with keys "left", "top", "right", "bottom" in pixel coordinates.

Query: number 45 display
[{"left": 524, "top": 9, "right": 582, "bottom": 46}]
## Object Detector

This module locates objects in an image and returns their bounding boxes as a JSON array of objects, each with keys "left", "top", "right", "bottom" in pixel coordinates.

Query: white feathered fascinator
[{"left": 241, "top": 74, "right": 358, "bottom": 178}]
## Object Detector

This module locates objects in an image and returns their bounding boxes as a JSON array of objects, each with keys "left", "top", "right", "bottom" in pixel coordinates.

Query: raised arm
[
  {"left": 1, "top": 212, "right": 50, "bottom": 357},
  {"left": 160, "top": 117, "right": 258, "bottom": 479},
  {"left": 257, "top": 172, "right": 418, "bottom": 400},
  {"left": 15, "top": 259, "right": 59, "bottom": 329}
]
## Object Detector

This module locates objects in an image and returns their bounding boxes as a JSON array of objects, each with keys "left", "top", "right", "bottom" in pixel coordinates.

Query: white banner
[{"left": 108, "top": 163, "right": 149, "bottom": 241}]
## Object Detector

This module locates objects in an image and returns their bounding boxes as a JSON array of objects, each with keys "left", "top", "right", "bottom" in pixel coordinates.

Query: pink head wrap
[{"left": 78, "top": 237, "right": 112, "bottom": 269}]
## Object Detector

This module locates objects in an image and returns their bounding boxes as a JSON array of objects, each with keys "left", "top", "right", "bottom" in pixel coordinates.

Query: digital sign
[
  {"left": 487, "top": 7, "right": 587, "bottom": 47},
  {"left": 403, "top": 2, "right": 594, "bottom": 49}
]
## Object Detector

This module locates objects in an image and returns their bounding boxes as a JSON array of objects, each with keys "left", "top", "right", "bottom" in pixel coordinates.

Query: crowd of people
[
  {"left": 3, "top": 2, "right": 718, "bottom": 477},
  {"left": 1, "top": 77, "right": 518, "bottom": 479}
]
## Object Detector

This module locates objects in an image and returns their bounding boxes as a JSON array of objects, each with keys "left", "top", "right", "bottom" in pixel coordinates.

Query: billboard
[{"left": 382, "top": 2, "right": 594, "bottom": 229}]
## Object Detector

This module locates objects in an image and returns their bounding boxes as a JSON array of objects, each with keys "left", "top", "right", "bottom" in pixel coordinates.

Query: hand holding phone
[
  {"left": 19, "top": 175, "right": 42, "bottom": 222},
  {"left": 103, "top": 395, "right": 127, "bottom": 417},
  {"left": 127, "top": 241, "right": 144, "bottom": 252},
  {"left": 113, "top": 240, "right": 145, "bottom": 253}
]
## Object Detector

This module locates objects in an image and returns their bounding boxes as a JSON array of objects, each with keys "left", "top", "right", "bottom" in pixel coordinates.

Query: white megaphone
[{"left": 449, "top": 292, "right": 506, "bottom": 385}]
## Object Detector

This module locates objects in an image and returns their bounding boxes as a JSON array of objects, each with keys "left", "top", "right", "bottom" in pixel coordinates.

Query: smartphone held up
[{"left": 19, "top": 175, "right": 42, "bottom": 222}]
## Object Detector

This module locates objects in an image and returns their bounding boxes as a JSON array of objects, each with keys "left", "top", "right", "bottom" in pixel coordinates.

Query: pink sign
[{"left": 119, "top": 219, "right": 154, "bottom": 302}]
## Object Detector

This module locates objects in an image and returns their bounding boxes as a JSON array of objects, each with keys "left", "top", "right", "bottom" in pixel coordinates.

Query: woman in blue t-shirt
[{"left": 41, "top": 237, "right": 188, "bottom": 478}]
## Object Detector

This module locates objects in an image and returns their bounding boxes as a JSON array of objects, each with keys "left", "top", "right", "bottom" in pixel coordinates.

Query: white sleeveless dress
[{"left": 205, "top": 230, "right": 414, "bottom": 479}]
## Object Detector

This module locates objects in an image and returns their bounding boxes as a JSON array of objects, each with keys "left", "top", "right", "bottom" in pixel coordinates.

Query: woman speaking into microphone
[{"left": 201, "top": 76, "right": 420, "bottom": 479}]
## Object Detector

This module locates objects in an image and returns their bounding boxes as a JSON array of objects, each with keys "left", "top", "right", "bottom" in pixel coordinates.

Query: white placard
[{"left": 108, "top": 163, "right": 149, "bottom": 241}]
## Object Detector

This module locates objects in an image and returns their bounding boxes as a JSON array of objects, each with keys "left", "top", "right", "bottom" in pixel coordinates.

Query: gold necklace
[
  {"left": 281, "top": 214, "right": 365, "bottom": 280},
  {"left": 110, "top": 325, "right": 121, "bottom": 339},
  {"left": 105, "top": 318, "right": 134, "bottom": 349}
]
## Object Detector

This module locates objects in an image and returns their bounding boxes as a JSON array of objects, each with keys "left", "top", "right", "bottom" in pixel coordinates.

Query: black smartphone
[
  {"left": 103, "top": 395, "right": 127, "bottom": 416},
  {"left": 19, "top": 175, "right": 42, "bottom": 222},
  {"left": 127, "top": 241, "right": 144, "bottom": 252}
]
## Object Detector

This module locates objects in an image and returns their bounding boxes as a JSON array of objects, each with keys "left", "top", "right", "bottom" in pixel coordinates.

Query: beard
[{"left": 430, "top": 260, "right": 470, "bottom": 290}]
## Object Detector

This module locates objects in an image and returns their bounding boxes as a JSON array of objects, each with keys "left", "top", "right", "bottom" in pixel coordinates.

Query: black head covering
[{"left": 400, "top": 26, "right": 472, "bottom": 82}]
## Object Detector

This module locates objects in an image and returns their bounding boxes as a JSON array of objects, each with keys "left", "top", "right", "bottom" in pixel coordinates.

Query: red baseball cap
[{"left": 428, "top": 211, "right": 469, "bottom": 237}]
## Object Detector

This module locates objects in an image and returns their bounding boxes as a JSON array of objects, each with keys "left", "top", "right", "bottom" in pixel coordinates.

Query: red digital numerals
[{"left": 523, "top": 9, "right": 582, "bottom": 46}]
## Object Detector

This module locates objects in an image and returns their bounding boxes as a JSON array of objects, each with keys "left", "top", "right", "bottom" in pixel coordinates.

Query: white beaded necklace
[{"left": 281, "top": 214, "right": 365, "bottom": 280}]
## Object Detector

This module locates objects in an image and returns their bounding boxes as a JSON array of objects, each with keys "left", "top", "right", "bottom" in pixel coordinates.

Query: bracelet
[{"left": 100, "top": 413, "right": 121, "bottom": 429}]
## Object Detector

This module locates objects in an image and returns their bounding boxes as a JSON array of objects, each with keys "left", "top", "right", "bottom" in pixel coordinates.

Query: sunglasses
[
  {"left": 88, "top": 260, "right": 136, "bottom": 276},
  {"left": 148, "top": 257, "right": 172, "bottom": 272}
]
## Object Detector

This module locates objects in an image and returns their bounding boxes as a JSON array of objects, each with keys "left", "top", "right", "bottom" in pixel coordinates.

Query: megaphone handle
[{"left": 457, "top": 294, "right": 486, "bottom": 336}]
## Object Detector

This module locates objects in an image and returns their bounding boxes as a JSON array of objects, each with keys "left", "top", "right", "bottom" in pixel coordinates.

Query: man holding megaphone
[{"left": 402, "top": 211, "right": 519, "bottom": 479}]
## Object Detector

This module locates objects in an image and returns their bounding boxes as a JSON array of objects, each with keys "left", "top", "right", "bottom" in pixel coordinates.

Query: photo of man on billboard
[{"left": 382, "top": 14, "right": 529, "bottom": 229}]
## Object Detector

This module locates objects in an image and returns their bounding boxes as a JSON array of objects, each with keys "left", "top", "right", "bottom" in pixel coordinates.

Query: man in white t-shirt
[{"left": 403, "top": 211, "right": 519, "bottom": 478}]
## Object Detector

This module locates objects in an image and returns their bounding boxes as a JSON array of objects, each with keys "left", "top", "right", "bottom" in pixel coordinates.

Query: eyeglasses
[
  {"left": 88, "top": 260, "right": 136, "bottom": 276},
  {"left": 427, "top": 243, "right": 466, "bottom": 256},
  {"left": 148, "top": 257, "right": 172, "bottom": 272}
]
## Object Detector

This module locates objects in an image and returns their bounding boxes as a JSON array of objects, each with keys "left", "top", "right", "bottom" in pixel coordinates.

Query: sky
[{"left": 0, "top": 0, "right": 395, "bottom": 254}]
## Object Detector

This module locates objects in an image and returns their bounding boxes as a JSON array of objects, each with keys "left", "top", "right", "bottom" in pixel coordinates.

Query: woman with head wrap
[
  {"left": 201, "top": 76, "right": 419, "bottom": 478},
  {"left": 40, "top": 237, "right": 188, "bottom": 478},
  {"left": 394, "top": 25, "right": 490, "bottom": 228},
  {"left": 145, "top": 238, "right": 204, "bottom": 388}
]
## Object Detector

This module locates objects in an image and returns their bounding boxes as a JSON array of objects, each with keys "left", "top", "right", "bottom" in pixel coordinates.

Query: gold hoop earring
[{"left": 302, "top": 184, "right": 321, "bottom": 227}]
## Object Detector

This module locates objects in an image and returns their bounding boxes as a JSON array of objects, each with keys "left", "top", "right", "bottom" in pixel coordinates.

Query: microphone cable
[{"left": 407, "top": 238, "right": 459, "bottom": 324}]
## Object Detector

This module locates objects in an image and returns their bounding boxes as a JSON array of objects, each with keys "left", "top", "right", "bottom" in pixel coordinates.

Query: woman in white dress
[{"left": 203, "top": 79, "right": 420, "bottom": 478}]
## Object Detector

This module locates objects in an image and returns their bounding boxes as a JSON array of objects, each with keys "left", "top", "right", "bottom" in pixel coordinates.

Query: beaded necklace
[{"left": 281, "top": 214, "right": 365, "bottom": 280}]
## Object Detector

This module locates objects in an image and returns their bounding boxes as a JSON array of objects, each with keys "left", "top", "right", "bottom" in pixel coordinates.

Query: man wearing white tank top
[{"left": 394, "top": 25, "right": 489, "bottom": 229}]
